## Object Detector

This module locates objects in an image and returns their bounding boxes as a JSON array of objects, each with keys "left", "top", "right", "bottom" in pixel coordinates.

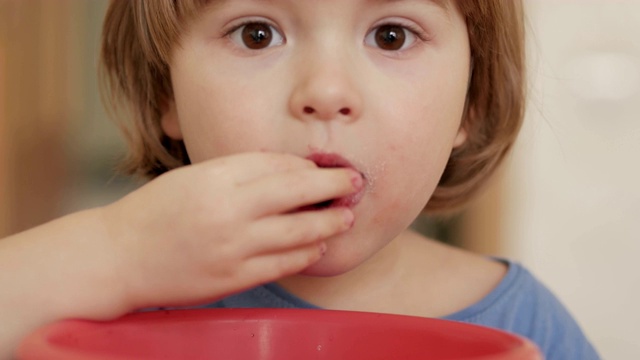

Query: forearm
[{"left": 0, "top": 208, "right": 128, "bottom": 359}]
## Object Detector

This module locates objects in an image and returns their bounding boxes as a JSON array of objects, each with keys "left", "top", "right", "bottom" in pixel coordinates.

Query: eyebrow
[
  {"left": 366, "top": 0, "right": 452, "bottom": 12},
  {"left": 209, "top": 0, "right": 452, "bottom": 14},
  {"left": 216, "top": 0, "right": 451, "bottom": 9}
]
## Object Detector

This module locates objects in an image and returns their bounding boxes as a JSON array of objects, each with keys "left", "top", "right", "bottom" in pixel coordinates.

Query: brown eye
[
  {"left": 241, "top": 23, "right": 272, "bottom": 49},
  {"left": 365, "top": 24, "right": 420, "bottom": 52},
  {"left": 229, "top": 21, "right": 285, "bottom": 50},
  {"left": 375, "top": 25, "right": 406, "bottom": 51}
]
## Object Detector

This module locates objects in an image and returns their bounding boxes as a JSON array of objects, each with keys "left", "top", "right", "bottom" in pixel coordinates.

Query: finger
[
  {"left": 245, "top": 207, "right": 354, "bottom": 255},
  {"left": 240, "top": 167, "right": 362, "bottom": 217},
  {"left": 241, "top": 242, "right": 327, "bottom": 284},
  {"left": 194, "top": 152, "right": 316, "bottom": 185}
]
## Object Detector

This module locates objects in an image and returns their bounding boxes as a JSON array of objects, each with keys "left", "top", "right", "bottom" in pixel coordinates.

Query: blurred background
[{"left": 1, "top": 1, "right": 639, "bottom": 358}]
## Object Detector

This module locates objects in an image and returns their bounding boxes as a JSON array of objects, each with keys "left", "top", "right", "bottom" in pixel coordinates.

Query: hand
[{"left": 100, "top": 152, "right": 360, "bottom": 311}]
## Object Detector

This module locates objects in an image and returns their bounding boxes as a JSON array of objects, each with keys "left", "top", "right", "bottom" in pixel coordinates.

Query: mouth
[{"left": 302, "top": 152, "right": 365, "bottom": 210}]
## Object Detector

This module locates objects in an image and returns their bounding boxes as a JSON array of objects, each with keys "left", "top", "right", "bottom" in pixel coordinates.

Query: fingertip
[
  {"left": 319, "top": 242, "right": 328, "bottom": 255},
  {"left": 342, "top": 208, "right": 355, "bottom": 228},
  {"left": 348, "top": 169, "right": 364, "bottom": 190}
]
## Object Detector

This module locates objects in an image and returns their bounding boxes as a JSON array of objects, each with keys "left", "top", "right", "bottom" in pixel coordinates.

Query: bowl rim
[{"left": 18, "top": 308, "right": 542, "bottom": 360}]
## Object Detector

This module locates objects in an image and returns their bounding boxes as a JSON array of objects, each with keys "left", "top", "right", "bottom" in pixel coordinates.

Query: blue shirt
[{"left": 203, "top": 260, "right": 600, "bottom": 360}]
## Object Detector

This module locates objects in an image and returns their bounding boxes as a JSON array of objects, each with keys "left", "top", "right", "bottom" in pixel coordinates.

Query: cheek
[
  {"left": 394, "top": 139, "right": 444, "bottom": 191},
  {"left": 366, "top": 139, "right": 435, "bottom": 225},
  {"left": 366, "top": 97, "right": 463, "bottom": 223},
  {"left": 172, "top": 73, "right": 280, "bottom": 162}
]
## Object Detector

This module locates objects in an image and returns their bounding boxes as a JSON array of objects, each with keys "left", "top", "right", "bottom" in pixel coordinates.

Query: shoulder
[{"left": 444, "top": 260, "right": 601, "bottom": 360}]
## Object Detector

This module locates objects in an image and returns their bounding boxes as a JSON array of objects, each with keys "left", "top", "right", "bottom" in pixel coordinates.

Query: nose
[{"left": 289, "top": 55, "right": 363, "bottom": 122}]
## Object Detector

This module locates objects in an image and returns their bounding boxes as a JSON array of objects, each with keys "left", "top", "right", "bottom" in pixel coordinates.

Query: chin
[
  {"left": 297, "top": 249, "right": 366, "bottom": 277},
  {"left": 297, "top": 263, "right": 351, "bottom": 277}
]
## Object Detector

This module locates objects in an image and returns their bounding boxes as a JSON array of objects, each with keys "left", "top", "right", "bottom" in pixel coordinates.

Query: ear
[
  {"left": 453, "top": 125, "right": 468, "bottom": 148},
  {"left": 453, "top": 56, "right": 474, "bottom": 149},
  {"left": 453, "top": 102, "right": 472, "bottom": 148},
  {"left": 160, "top": 99, "right": 183, "bottom": 140}
]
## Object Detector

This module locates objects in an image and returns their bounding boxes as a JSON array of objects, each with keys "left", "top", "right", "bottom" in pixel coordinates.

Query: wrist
[
  {"left": 31, "top": 208, "right": 132, "bottom": 322},
  {"left": 64, "top": 207, "right": 133, "bottom": 319},
  {"left": 0, "top": 209, "right": 133, "bottom": 356}
]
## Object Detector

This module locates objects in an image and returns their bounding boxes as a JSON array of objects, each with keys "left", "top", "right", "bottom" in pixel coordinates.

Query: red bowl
[{"left": 19, "top": 308, "right": 541, "bottom": 360}]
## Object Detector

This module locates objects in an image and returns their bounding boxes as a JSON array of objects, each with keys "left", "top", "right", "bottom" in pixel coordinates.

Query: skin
[
  {"left": 0, "top": 153, "right": 359, "bottom": 358},
  {"left": 0, "top": 0, "right": 506, "bottom": 357},
  {"left": 163, "top": 0, "right": 505, "bottom": 316},
  {"left": 164, "top": 0, "right": 468, "bottom": 275}
]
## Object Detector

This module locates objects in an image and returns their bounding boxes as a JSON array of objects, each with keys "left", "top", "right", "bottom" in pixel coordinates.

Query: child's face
[{"left": 162, "top": 0, "right": 470, "bottom": 275}]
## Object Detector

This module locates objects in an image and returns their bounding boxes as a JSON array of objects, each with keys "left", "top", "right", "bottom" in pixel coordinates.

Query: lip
[
  {"left": 306, "top": 153, "right": 355, "bottom": 169},
  {"left": 303, "top": 152, "right": 366, "bottom": 210}
]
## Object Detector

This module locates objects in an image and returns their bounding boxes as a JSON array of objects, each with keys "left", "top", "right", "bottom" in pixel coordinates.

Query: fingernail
[
  {"left": 343, "top": 209, "right": 355, "bottom": 228},
  {"left": 350, "top": 170, "right": 364, "bottom": 189},
  {"left": 319, "top": 242, "right": 327, "bottom": 255}
]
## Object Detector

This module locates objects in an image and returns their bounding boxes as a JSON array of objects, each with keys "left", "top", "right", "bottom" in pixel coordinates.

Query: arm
[{"left": 0, "top": 209, "right": 126, "bottom": 359}]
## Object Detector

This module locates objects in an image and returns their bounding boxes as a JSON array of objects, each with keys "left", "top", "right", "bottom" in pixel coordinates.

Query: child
[{"left": 0, "top": 0, "right": 600, "bottom": 358}]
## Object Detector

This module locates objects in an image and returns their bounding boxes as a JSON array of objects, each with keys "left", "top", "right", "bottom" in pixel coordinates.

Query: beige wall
[
  {"left": 0, "top": 8, "right": 6, "bottom": 237},
  {"left": 502, "top": 2, "right": 640, "bottom": 359},
  {"left": 0, "top": 1, "right": 75, "bottom": 236},
  {"left": 0, "top": 0, "right": 128, "bottom": 238}
]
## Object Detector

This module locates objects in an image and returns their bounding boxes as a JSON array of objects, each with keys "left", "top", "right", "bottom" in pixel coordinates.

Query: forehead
[{"left": 206, "top": 0, "right": 454, "bottom": 13}]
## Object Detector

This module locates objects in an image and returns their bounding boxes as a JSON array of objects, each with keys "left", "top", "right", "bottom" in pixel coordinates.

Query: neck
[{"left": 276, "top": 229, "right": 509, "bottom": 318}]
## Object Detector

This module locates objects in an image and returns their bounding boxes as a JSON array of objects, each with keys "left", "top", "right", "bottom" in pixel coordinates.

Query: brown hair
[
  {"left": 428, "top": 1, "right": 526, "bottom": 213},
  {"left": 100, "top": 0, "right": 526, "bottom": 213}
]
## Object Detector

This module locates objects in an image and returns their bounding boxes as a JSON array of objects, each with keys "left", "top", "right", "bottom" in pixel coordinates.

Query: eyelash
[
  {"left": 376, "top": 21, "right": 429, "bottom": 42},
  {"left": 223, "top": 19, "right": 277, "bottom": 38},
  {"left": 221, "top": 19, "right": 430, "bottom": 51}
]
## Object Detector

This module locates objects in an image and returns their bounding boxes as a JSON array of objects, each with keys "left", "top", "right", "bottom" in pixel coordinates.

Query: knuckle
[
  {"left": 296, "top": 226, "right": 321, "bottom": 243},
  {"left": 286, "top": 171, "right": 309, "bottom": 186},
  {"left": 280, "top": 153, "right": 305, "bottom": 167}
]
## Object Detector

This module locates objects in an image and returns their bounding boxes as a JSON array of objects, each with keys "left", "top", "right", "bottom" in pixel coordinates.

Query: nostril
[
  {"left": 339, "top": 108, "right": 351, "bottom": 115},
  {"left": 303, "top": 106, "right": 315, "bottom": 114}
]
